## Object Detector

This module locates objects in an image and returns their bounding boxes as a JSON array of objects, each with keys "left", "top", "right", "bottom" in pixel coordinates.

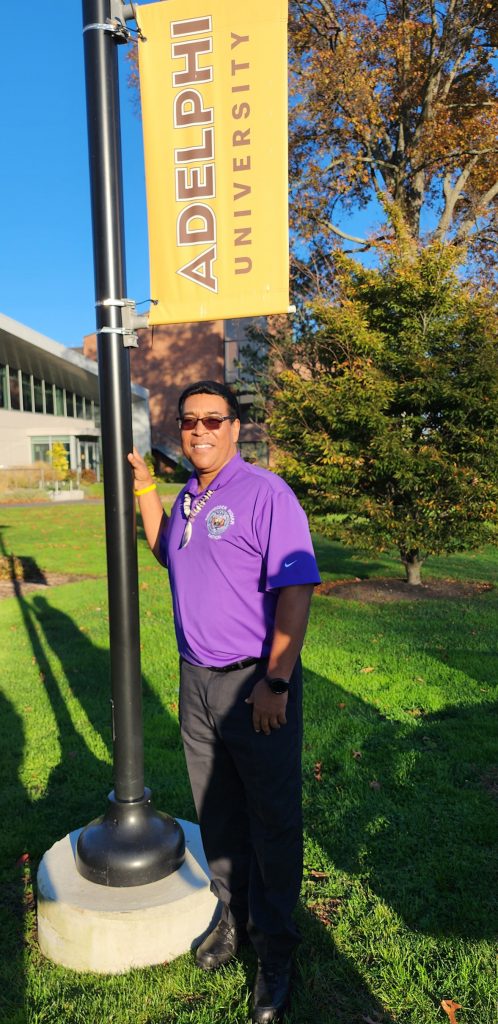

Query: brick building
[{"left": 83, "top": 317, "right": 268, "bottom": 473}]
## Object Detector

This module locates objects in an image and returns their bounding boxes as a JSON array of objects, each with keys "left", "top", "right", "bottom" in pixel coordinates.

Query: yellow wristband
[{"left": 134, "top": 482, "right": 157, "bottom": 497}]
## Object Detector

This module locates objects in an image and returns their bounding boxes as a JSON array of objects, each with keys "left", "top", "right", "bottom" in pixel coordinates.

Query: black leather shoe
[
  {"left": 252, "top": 958, "right": 292, "bottom": 1023},
  {"left": 195, "top": 919, "right": 239, "bottom": 970}
]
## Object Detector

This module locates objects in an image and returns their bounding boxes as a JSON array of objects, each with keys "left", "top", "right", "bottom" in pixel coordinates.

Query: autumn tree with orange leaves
[
  {"left": 261, "top": 0, "right": 498, "bottom": 581},
  {"left": 289, "top": 0, "right": 498, "bottom": 285}
]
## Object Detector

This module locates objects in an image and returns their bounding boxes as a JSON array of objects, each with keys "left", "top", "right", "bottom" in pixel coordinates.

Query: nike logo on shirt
[{"left": 284, "top": 560, "right": 298, "bottom": 568}]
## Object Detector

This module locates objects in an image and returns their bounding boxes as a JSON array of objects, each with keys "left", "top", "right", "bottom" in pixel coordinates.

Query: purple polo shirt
[{"left": 159, "top": 453, "right": 321, "bottom": 667}]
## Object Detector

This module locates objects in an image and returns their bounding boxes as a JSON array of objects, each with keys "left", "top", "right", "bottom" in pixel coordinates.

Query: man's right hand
[
  {"left": 127, "top": 448, "right": 167, "bottom": 561},
  {"left": 127, "top": 447, "right": 154, "bottom": 489}
]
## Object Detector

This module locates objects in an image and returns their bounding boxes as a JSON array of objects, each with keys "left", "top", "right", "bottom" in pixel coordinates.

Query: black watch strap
[{"left": 265, "top": 676, "right": 290, "bottom": 695}]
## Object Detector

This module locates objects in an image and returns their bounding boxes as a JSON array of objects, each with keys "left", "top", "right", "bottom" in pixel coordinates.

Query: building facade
[
  {"left": 83, "top": 316, "right": 268, "bottom": 471},
  {"left": 0, "top": 313, "right": 151, "bottom": 473}
]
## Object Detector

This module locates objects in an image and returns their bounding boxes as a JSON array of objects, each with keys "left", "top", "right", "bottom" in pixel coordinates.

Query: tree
[
  {"left": 51, "top": 442, "right": 69, "bottom": 483},
  {"left": 289, "top": 0, "right": 498, "bottom": 286},
  {"left": 268, "top": 244, "right": 498, "bottom": 583}
]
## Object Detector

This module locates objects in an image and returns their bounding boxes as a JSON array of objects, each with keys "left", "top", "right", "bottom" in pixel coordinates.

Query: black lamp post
[{"left": 76, "top": 0, "right": 185, "bottom": 886}]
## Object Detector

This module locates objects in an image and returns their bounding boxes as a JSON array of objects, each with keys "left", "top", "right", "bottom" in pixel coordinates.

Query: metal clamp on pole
[
  {"left": 83, "top": 19, "right": 130, "bottom": 41},
  {"left": 84, "top": 3, "right": 138, "bottom": 42},
  {"left": 96, "top": 298, "right": 150, "bottom": 347}
]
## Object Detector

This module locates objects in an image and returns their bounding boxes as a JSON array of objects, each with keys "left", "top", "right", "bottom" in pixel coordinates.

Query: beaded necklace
[{"left": 180, "top": 488, "right": 214, "bottom": 548}]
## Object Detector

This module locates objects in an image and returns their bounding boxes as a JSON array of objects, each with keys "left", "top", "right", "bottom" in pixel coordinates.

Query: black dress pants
[{"left": 179, "top": 657, "right": 303, "bottom": 963}]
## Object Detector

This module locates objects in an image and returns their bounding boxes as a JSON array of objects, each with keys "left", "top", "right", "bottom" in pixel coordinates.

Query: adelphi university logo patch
[{"left": 206, "top": 505, "right": 235, "bottom": 540}]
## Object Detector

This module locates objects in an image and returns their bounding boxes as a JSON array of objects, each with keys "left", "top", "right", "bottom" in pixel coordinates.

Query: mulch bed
[
  {"left": 0, "top": 566, "right": 493, "bottom": 604},
  {"left": 0, "top": 573, "right": 99, "bottom": 600},
  {"left": 316, "top": 578, "right": 494, "bottom": 603}
]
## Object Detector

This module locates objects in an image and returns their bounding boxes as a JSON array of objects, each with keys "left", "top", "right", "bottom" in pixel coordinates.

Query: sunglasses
[{"left": 176, "top": 414, "right": 233, "bottom": 431}]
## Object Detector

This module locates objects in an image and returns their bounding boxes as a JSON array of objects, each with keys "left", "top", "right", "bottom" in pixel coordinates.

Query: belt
[{"left": 208, "top": 656, "right": 261, "bottom": 673}]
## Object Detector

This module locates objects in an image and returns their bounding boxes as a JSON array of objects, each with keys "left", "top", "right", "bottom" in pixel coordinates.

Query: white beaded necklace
[{"left": 180, "top": 488, "right": 214, "bottom": 548}]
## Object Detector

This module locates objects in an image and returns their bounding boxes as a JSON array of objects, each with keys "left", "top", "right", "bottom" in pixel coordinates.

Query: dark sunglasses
[{"left": 176, "top": 414, "right": 233, "bottom": 431}]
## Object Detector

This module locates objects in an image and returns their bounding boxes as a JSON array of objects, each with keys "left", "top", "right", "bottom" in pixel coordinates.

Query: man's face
[{"left": 180, "top": 392, "right": 240, "bottom": 482}]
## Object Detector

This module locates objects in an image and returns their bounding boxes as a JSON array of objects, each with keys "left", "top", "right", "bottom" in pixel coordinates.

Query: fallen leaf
[
  {"left": 360, "top": 666, "right": 375, "bottom": 674},
  {"left": 308, "top": 869, "right": 329, "bottom": 880},
  {"left": 441, "top": 998, "right": 462, "bottom": 1024},
  {"left": 314, "top": 761, "right": 323, "bottom": 782},
  {"left": 308, "top": 898, "right": 342, "bottom": 926},
  {"left": 352, "top": 750, "right": 363, "bottom": 760},
  {"left": 338, "top": 702, "right": 346, "bottom": 709},
  {"left": 369, "top": 780, "right": 381, "bottom": 790}
]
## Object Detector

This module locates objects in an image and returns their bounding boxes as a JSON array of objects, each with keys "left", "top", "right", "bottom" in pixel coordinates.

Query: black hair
[{"left": 178, "top": 380, "right": 240, "bottom": 420}]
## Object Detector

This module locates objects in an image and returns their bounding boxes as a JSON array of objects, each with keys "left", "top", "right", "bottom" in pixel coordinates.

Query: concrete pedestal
[
  {"left": 37, "top": 819, "right": 218, "bottom": 974},
  {"left": 49, "top": 489, "right": 85, "bottom": 502}
]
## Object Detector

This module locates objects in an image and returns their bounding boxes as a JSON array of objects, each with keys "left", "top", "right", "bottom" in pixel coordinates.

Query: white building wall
[{"left": 0, "top": 409, "right": 99, "bottom": 468}]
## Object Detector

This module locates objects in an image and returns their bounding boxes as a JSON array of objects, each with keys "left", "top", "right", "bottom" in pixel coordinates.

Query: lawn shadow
[
  {"left": 235, "top": 905, "right": 395, "bottom": 1024},
  {"left": 311, "top": 535, "right": 390, "bottom": 580},
  {"left": 0, "top": 544, "right": 189, "bottom": 1021},
  {"left": 0, "top": 691, "right": 29, "bottom": 1024},
  {"left": 302, "top": 668, "right": 498, "bottom": 941},
  {"left": 29, "top": 594, "right": 191, "bottom": 826},
  {"left": 292, "top": 905, "right": 395, "bottom": 1024}
]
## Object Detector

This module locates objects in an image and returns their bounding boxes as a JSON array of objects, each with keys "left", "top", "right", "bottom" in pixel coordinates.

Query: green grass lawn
[{"left": 0, "top": 505, "right": 496, "bottom": 1023}]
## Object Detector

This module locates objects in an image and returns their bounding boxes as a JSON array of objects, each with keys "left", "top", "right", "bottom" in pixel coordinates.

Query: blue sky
[
  {"left": 0, "top": 1, "right": 379, "bottom": 350},
  {"left": 0, "top": 1, "right": 149, "bottom": 348}
]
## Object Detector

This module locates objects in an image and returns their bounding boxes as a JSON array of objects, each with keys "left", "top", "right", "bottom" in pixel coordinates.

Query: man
[{"left": 128, "top": 381, "right": 320, "bottom": 1023}]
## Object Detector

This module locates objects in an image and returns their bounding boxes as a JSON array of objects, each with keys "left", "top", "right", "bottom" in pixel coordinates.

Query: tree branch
[
  {"left": 326, "top": 223, "right": 369, "bottom": 244},
  {"left": 453, "top": 178, "right": 498, "bottom": 242},
  {"left": 433, "top": 156, "right": 478, "bottom": 240}
]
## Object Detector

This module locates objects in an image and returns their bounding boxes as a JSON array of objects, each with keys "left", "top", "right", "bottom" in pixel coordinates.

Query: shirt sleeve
[{"left": 255, "top": 486, "right": 321, "bottom": 591}]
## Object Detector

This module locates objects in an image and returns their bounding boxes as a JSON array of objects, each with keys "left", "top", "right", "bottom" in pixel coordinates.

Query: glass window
[
  {"left": 22, "top": 372, "right": 33, "bottom": 412},
  {"left": 33, "top": 377, "right": 44, "bottom": 413},
  {"left": 84, "top": 397, "right": 93, "bottom": 420},
  {"left": 0, "top": 365, "right": 8, "bottom": 408},
  {"left": 10, "top": 369, "right": 20, "bottom": 410},
  {"left": 45, "top": 382, "right": 54, "bottom": 415},
  {"left": 75, "top": 394, "right": 84, "bottom": 418},
  {"left": 224, "top": 317, "right": 267, "bottom": 342},
  {"left": 66, "top": 391, "right": 75, "bottom": 417},
  {"left": 224, "top": 340, "right": 239, "bottom": 383},
  {"left": 54, "top": 386, "right": 65, "bottom": 416},
  {"left": 32, "top": 440, "right": 51, "bottom": 463}
]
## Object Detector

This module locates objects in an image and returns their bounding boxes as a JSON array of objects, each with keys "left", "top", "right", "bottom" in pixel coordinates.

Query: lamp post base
[{"left": 76, "top": 789, "right": 185, "bottom": 887}]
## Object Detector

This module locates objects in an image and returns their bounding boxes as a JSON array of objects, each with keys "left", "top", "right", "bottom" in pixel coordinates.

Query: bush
[{"left": 0, "top": 463, "right": 57, "bottom": 490}]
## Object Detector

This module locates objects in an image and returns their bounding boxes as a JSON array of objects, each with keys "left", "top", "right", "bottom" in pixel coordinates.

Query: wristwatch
[{"left": 265, "top": 676, "right": 290, "bottom": 695}]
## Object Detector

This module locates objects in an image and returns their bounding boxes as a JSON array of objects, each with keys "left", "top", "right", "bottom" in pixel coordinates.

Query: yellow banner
[{"left": 136, "top": 0, "right": 289, "bottom": 325}]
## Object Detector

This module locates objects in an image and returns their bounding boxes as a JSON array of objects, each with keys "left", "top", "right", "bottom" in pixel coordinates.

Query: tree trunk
[{"left": 401, "top": 549, "right": 424, "bottom": 586}]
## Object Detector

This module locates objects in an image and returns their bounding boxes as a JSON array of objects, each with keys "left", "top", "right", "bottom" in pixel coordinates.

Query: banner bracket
[
  {"left": 110, "top": 0, "right": 137, "bottom": 23},
  {"left": 83, "top": 20, "right": 129, "bottom": 42},
  {"left": 96, "top": 298, "right": 149, "bottom": 348},
  {"left": 84, "top": 3, "right": 143, "bottom": 43}
]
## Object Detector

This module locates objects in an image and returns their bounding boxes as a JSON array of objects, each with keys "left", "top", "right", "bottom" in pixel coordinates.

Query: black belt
[{"left": 208, "top": 657, "right": 261, "bottom": 673}]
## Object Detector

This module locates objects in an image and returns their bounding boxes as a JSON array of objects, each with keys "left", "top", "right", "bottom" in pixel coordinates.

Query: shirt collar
[{"left": 187, "top": 452, "right": 243, "bottom": 497}]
